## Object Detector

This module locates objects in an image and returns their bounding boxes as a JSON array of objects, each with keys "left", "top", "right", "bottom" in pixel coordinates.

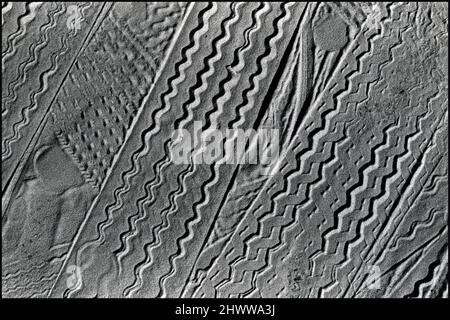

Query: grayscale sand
[{"left": 1, "top": 2, "right": 448, "bottom": 298}]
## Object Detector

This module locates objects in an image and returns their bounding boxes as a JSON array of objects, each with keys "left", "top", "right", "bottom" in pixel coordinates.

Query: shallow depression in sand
[{"left": 34, "top": 146, "right": 84, "bottom": 194}]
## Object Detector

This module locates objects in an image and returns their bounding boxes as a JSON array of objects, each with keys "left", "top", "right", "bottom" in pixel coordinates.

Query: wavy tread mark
[
  {"left": 5, "top": 1, "right": 445, "bottom": 299},
  {"left": 207, "top": 35, "right": 362, "bottom": 298},
  {"left": 349, "top": 224, "right": 445, "bottom": 297},
  {"left": 188, "top": 2, "right": 309, "bottom": 297},
  {"left": 228, "top": 3, "right": 294, "bottom": 129},
  {"left": 420, "top": 247, "right": 448, "bottom": 298},
  {"left": 217, "top": 93, "right": 344, "bottom": 295},
  {"left": 341, "top": 11, "right": 448, "bottom": 298},
  {"left": 2, "top": 3, "right": 64, "bottom": 117},
  {"left": 185, "top": 3, "right": 368, "bottom": 297},
  {"left": 376, "top": 114, "right": 447, "bottom": 257},
  {"left": 122, "top": 164, "right": 194, "bottom": 297},
  {"left": 128, "top": 2, "right": 297, "bottom": 298},
  {"left": 313, "top": 83, "right": 402, "bottom": 293},
  {"left": 2, "top": 2, "right": 43, "bottom": 64},
  {"left": 253, "top": 127, "right": 352, "bottom": 297},
  {"left": 220, "top": 107, "right": 351, "bottom": 295},
  {"left": 2, "top": 2, "right": 33, "bottom": 56},
  {"left": 328, "top": 118, "right": 429, "bottom": 296},
  {"left": 2, "top": 259, "right": 61, "bottom": 298},
  {"left": 382, "top": 227, "right": 447, "bottom": 298},
  {"left": 242, "top": 7, "right": 323, "bottom": 292},
  {"left": 73, "top": 2, "right": 213, "bottom": 260},
  {"left": 152, "top": 5, "right": 249, "bottom": 295},
  {"left": 320, "top": 22, "right": 436, "bottom": 299},
  {"left": 342, "top": 51, "right": 442, "bottom": 296},
  {"left": 67, "top": 3, "right": 217, "bottom": 297},
  {"left": 389, "top": 208, "right": 443, "bottom": 252},
  {"left": 233, "top": 124, "right": 351, "bottom": 298},
  {"left": 297, "top": 3, "right": 408, "bottom": 296},
  {"left": 113, "top": 145, "right": 172, "bottom": 276},
  {"left": 2, "top": 261, "right": 47, "bottom": 281},
  {"left": 3, "top": 273, "right": 58, "bottom": 296},
  {"left": 2, "top": 33, "right": 71, "bottom": 160},
  {"left": 156, "top": 164, "right": 219, "bottom": 297},
  {"left": 122, "top": 3, "right": 245, "bottom": 297},
  {"left": 174, "top": 2, "right": 243, "bottom": 130},
  {"left": 2, "top": 2, "right": 93, "bottom": 163},
  {"left": 46, "top": 2, "right": 186, "bottom": 297},
  {"left": 207, "top": 2, "right": 271, "bottom": 128},
  {"left": 114, "top": 1, "right": 243, "bottom": 278},
  {"left": 50, "top": 1, "right": 183, "bottom": 189},
  {"left": 250, "top": 15, "right": 334, "bottom": 295},
  {"left": 207, "top": 2, "right": 414, "bottom": 298},
  {"left": 180, "top": 2, "right": 278, "bottom": 296},
  {"left": 315, "top": 120, "right": 402, "bottom": 297},
  {"left": 411, "top": 246, "right": 448, "bottom": 298},
  {"left": 211, "top": 0, "right": 305, "bottom": 244},
  {"left": 2, "top": 2, "right": 111, "bottom": 298},
  {"left": 348, "top": 112, "right": 448, "bottom": 297}
]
